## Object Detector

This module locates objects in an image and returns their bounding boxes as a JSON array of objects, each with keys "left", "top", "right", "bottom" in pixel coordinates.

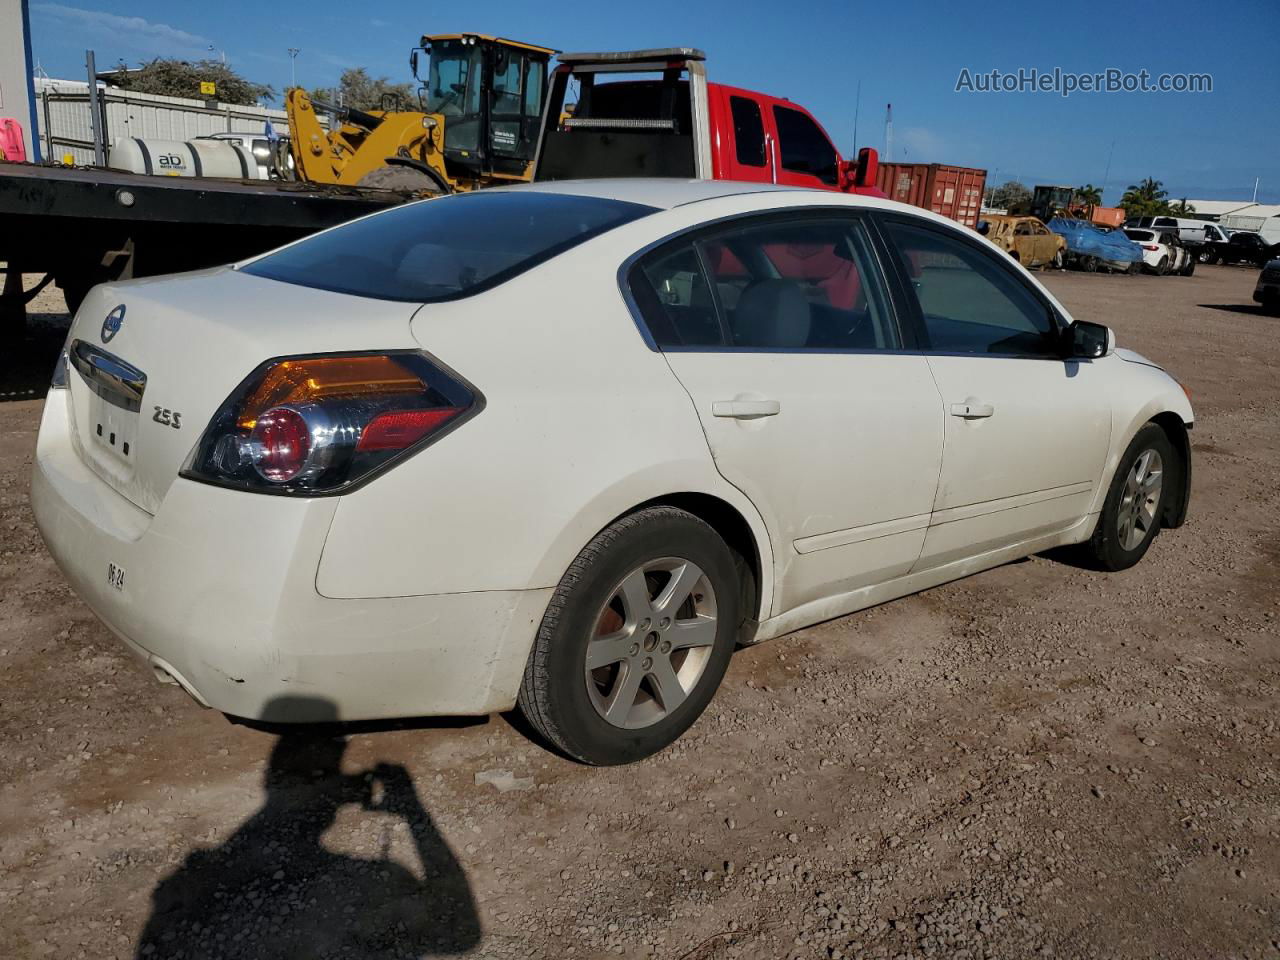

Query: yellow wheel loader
[{"left": 285, "top": 34, "right": 556, "bottom": 195}]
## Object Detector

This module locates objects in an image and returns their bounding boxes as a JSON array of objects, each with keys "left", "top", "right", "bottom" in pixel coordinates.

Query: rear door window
[
  {"left": 633, "top": 216, "right": 898, "bottom": 351},
  {"left": 729, "top": 96, "right": 766, "bottom": 167},
  {"left": 242, "top": 192, "right": 655, "bottom": 302}
]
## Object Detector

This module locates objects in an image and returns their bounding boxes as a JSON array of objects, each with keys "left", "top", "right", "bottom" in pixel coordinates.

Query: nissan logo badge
[{"left": 102, "top": 304, "right": 126, "bottom": 343}]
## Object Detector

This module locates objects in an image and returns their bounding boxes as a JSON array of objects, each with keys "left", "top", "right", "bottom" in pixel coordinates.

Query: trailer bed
[{"left": 0, "top": 161, "right": 404, "bottom": 317}]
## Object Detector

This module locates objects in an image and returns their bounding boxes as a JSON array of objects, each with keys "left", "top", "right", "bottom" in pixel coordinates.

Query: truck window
[
  {"left": 729, "top": 96, "right": 765, "bottom": 167},
  {"left": 772, "top": 105, "right": 838, "bottom": 185}
]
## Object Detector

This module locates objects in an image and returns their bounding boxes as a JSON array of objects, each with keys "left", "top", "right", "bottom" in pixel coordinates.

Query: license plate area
[
  {"left": 89, "top": 388, "right": 139, "bottom": 463},
  {"left": 69, "top": 340, "right": 147, "bottom": 479}
]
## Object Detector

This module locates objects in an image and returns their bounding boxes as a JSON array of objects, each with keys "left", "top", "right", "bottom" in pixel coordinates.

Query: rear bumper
[{"left": 30, "top": 391, "right": 551, "bottom": 721}]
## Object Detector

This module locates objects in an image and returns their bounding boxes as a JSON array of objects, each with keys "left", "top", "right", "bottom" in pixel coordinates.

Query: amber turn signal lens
[{"left": 236, "top": 355, "right": 425, "bottom": 429}]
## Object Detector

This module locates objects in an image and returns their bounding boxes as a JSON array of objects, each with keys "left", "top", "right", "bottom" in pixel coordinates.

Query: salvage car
[
  {"left": 32, "top": 181, "right": 1194, "bottom": 765},
  {"left": 980, "top": 215, "right": 1066, "bottom": 268},
  {"left": 1255, "top": 258, "right": 1280, "bottom": 314},
  {"left": 1124, "top": 228, "right": 1195, "bottom": 276}
]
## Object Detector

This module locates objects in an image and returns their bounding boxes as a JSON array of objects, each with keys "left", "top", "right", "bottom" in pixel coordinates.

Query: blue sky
[{"left": 26, "top": 0, "right": 1280, "bottom": 204}]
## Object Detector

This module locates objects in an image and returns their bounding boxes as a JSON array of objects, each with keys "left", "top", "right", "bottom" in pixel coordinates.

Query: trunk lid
[{"left": 63, "top": 268, "right": 421, "bottom": 516}]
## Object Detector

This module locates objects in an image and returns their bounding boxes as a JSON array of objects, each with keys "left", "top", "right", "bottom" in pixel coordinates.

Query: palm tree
[
  {"left": 1120, "top": 177, "right": 1171, "bottom": 217},
  {"left": 1169, "top": 198, "right": 1197, "bottom": 215},
  {"left": 1074, "top": 183, "right": 1103, "bottom": 207}
]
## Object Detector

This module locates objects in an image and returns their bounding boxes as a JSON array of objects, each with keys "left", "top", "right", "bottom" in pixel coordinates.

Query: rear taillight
[
  {"left": 1143, "top": 244, "right": 1160, "bottom": 251},
  {"left": 181, "top": 351, "right": 479, "bottom": 495}
]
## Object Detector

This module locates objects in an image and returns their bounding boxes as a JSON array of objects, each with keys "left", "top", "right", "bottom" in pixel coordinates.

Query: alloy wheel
[
  {"left": 1117, "top": 449, "right": 1163, "bottom": 551},
  {"left": 584, "top": 558, "right": 718, "bottom": 729}
]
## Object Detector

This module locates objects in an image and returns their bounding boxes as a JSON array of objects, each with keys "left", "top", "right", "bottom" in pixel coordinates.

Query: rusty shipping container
[
  {"left": 1088, "top": 206, "right": 1125, "bottom": 228},
  {"left": 876, "top": 162, "right": 988, "bottom": 228}
]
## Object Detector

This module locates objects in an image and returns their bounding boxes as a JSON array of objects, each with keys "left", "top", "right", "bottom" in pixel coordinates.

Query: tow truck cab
[{"left": 534, "top": 47, "right": 882, "bottom": 196}]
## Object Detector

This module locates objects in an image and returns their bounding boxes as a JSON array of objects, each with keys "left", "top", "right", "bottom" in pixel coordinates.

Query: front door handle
[
  {"left": 712, "top": 399, "right": 780, "bottom": 419},
  {"left": 949, "top": 401, "right": 995, "bottom": 419}
]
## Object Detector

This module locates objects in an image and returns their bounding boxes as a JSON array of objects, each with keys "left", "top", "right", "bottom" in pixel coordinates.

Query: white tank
[{"left": 108, "top": 138, "right": 264, "bottom": 180}]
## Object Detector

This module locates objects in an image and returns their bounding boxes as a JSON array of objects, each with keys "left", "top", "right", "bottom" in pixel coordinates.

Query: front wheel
[
  {"left": 1080, "top": 424, "right": 1177, "bottom": 571},
  {"left": 1180, "top": 257, "right": 1196, "bottom": 276},
  {"left": 518, "top": 507, "right": 741, "bottom": 765},
  {"left": 1051, "top": 249, "right": 1065, "bottom": 270},
  {"left": 1156, "top": 255, "right": 1170, "bottom": 275}
]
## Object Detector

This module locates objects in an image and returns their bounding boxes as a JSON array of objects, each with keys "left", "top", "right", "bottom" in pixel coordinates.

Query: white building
[{"left": 1183, "top": 199, "right": 1258, "bottom": 222}]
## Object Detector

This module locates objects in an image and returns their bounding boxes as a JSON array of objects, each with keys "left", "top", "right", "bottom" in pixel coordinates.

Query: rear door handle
[
  {"left": 712, "top": 399, "right": 780, "bottom": 419},
  {"left": 949, "top": 401, "right": 995, "bottom": 419}
]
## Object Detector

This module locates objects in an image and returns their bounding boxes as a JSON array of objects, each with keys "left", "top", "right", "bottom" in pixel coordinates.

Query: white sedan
[{"left": 32, "top": 180, "right": 1194, "bottom": 765}]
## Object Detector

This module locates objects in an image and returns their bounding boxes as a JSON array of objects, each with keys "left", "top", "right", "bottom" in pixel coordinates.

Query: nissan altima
[{"left": 32, "top": 180, "right": 1193, "bottom": 765}]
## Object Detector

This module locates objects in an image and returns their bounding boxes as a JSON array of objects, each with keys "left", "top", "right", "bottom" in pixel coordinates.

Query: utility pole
[
  {"left": 85, "top": 49, "right": 105, "bottom": 167},
  {"left": 288, "top": 48, "right": 300, "bottom": 90},
  {"left": 1253, "top": 177, "right": 1260, "bottom": 203},
  {"left": 884, "top": 103, "right": 893, "bottom": 163},
  {"left": 1101, "top": 139, "right": 1115, "bottom": 202}
]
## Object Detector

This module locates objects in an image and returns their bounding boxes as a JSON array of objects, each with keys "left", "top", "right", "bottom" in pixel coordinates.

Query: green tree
[
  {"left": 1073, "top": 183, "right": 1103, "bottom": 207},
  {"left": 310, "top": 68, "right": 415, "bottom": 112},
  {"left": 1120, "top": 177, "right": 1171, "bottom": 217},
  {"left": 1169, "top": 198, "right": 1197, "bottom": 215},
  {"left": 987, "top": 180, "right": 1032, "bottom": 210},
  {"left": 106, "top": 58, "right": 274, "bottom": 106}
]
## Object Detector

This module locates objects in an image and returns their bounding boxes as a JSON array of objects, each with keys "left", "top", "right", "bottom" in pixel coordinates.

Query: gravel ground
[{"left": 1, "top": 264, "right": 1277, "bottom": 960}]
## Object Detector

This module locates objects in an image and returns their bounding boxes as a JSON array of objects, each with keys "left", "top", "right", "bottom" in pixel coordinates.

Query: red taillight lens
[
  {"left": 1143, "top": 244, "right": 1160, "bottom": 251},
  {"left": 356, "top": 408, "right": 462, "bottom": 452},
  {"left": 251, "top": 407, "right": 312, "bottom": 482},
  {"left": 182, "top": 352, "right": 479, "bottom": 495}
]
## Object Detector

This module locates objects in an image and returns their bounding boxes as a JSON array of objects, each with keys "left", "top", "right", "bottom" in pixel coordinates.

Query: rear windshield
[
  {"left": 241, "top": 191, "right": 656, "bottom": 302},
  {"left": 1125, "top": 229, "right": 1153, "bottom": 241}
]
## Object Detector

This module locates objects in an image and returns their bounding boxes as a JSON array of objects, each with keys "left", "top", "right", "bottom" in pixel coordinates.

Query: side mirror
[
  {"left": 1065, "top": 319, "right": 1114, "bottom": 359},
  {"left": 853, "top": 146, "right": 878, "bottom": 188},
  {"left": 409, "top": 50, "right": 419, "bottom": 78}
]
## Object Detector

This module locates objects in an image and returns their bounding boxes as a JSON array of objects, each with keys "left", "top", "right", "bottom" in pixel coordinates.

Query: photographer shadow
[{"left": 136, "top": 696, "right": 480, "bottom": 959}]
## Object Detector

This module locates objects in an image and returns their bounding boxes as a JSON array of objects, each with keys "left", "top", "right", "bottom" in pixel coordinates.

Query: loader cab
[{"left": 412, "top": 34, "right": 555, "bottom": 179}]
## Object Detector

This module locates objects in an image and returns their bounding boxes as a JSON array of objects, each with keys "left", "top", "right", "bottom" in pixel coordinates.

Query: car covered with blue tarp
[{"left": 1047, "top": 217, "right": 1143, "bottom": 273}]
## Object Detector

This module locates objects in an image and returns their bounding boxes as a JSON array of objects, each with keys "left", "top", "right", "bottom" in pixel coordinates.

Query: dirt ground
[{"left": 1, "top": 263, "right": 1277, "bottom": 960}]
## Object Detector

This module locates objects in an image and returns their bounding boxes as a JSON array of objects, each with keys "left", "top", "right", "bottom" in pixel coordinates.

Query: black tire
[
  {"left": 1051, "top": 249, "right": 1065, "bottom": 270},
  {"left": 1127, "top": 261, "right": 1141, "bottom": 276},
  {"left": 355, "top": 165, "right": 446, "bottom": 194},
  {"left": 518, "top": 506, "right": 741, "bottom": 765},
  {"left": 1080, "top": 424, "right": 1177, "bottom": 572},
  {"left": 1180, "top": 257, "right": 1196, "bottom": 276},
  {"left": 1082, "top": 255, "right": 1098, "bottom": 273},
  {"left": 1156, "top": 255, "right": 1169, "bottom": 276}
]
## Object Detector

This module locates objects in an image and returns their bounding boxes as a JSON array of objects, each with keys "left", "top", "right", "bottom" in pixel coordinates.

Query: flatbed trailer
[{"left": 0, "top": 161, "right": 403, "bottom": 326}]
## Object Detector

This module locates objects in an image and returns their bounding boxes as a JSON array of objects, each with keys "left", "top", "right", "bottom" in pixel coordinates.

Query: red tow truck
[{"left": 535, "top": 47, "right": 883, "bottom": 196}]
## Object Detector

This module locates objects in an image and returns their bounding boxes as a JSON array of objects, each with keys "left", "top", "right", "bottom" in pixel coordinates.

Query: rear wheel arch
[{"left": 622, "top": 493, "right": 767, "bottom": 637}]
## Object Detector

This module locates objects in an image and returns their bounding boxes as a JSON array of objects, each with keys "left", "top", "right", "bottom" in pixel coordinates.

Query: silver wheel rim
[
  {"left": 584, "top": 557, "right": 717, "bottom": 729},
  {"left": 1118, "top": 449, "right": 1163, "bottom": 551}
]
